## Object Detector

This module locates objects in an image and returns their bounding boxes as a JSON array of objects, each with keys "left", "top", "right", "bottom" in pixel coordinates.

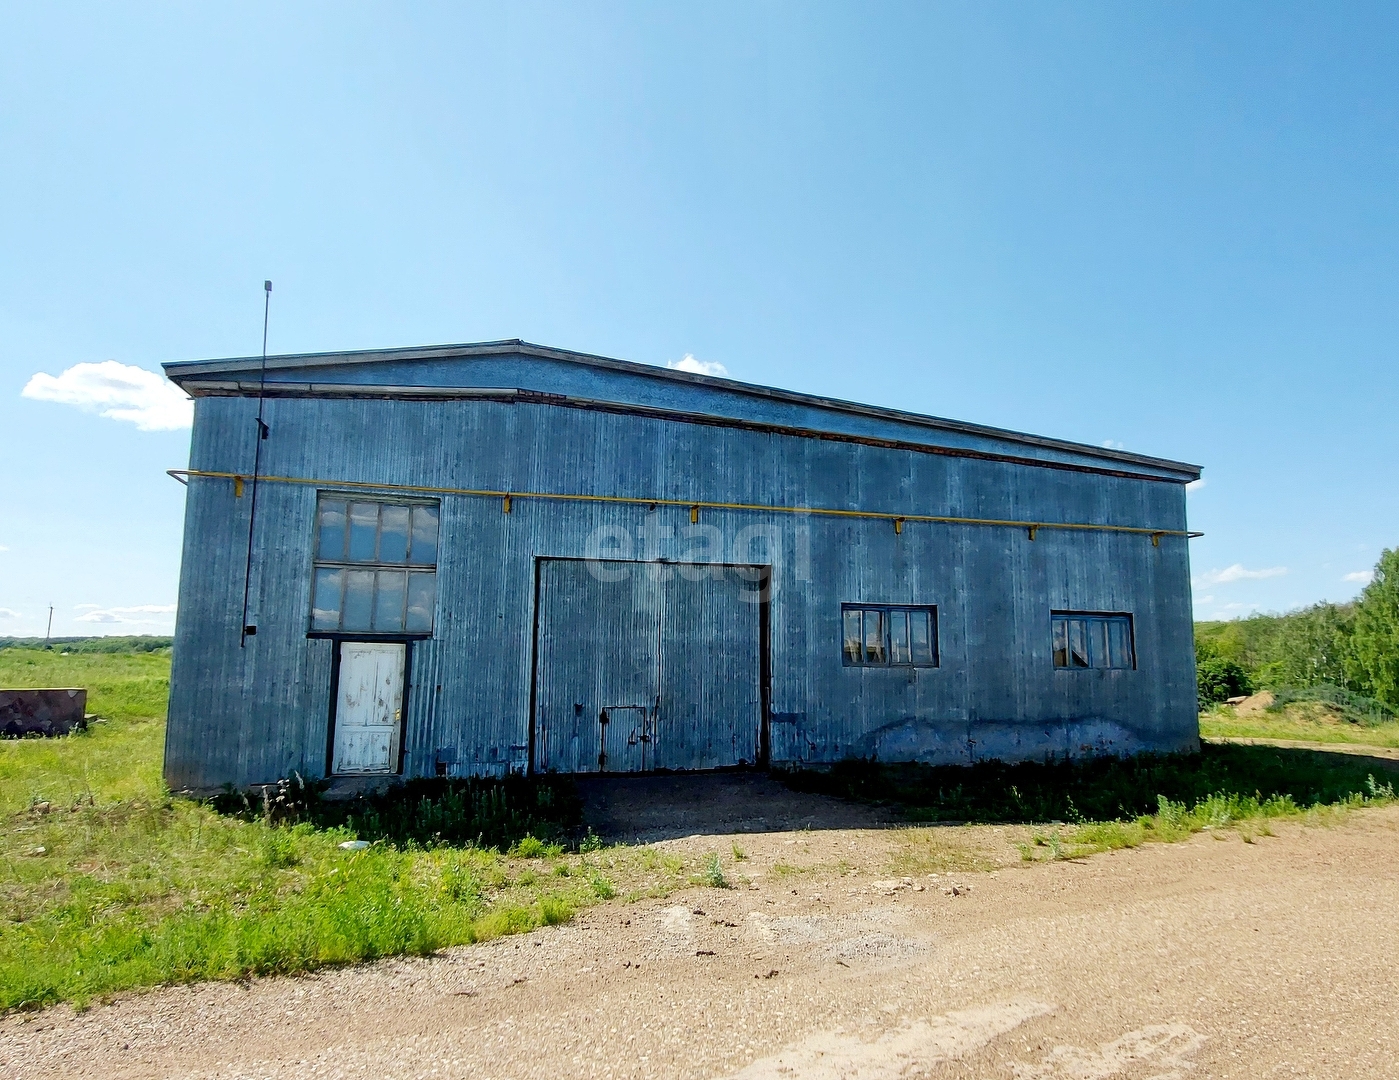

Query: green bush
[
  {"left": 1350, "top": 548, "right": 1399, "bottom": 710},
  {"left": 1196, "top": 641, "right": 1253, "bottom": 707},
  {"left": 1268, "top": 683, "right": 1394, "bottom": 726}
]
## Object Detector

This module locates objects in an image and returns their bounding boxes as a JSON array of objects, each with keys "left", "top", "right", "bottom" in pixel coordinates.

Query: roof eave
[{"left": 163, "top": 340, "right": 1203, "bottom": 482}]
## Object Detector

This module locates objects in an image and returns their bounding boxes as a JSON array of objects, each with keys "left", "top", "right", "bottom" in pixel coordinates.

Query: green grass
[
  {"left": 1200, "top": 703, "right": 1399, "bottom": 750},
  {"left": 790, "top": 746, "right": 1399, "bottom": 865},
  {"left": 0, "top": 793, "right": 636, "bottom": 1011},
  {"left": 0, "top": 649, "right": 710, "bottom": 1014},
  {"left": 0, "top": 647, "right": 172, "bottom": 721},
  {"left": 1023, "top": 777, "right": 1396, "bottom": 861},
  {"left": 887, "top": 830, "right": 994, "bottom": 876},
  {"left": 0, "top": 649, "right": 171, "bottom": 815}
]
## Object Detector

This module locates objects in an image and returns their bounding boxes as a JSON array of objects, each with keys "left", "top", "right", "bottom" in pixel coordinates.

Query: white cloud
[
  {"left": 0, "top": 607, "right": 21, "bottom": 619},
  {"left": 74, "top": 603, "right": 177, "bottom": 625},
  {"left": 1195, "top": 595, "right": 1215, "bottom": 604},
  {"left": 667, "top": 354, "right": 729, "bottom": 377},
  {"left": 1185, "top": 478, "right": 1206, "bottom": 493},
  {"left": 0, "top": 545, "right": 8, "bottom": 552},
  {"left": 1100, "top": 439, "right": 1125, "bottom": 450},
  {"left": 1343, "top": 570, "right": 1375, "bottom": 585},
  {"left": 22, "top": 361, "right": 192, "bottom": 431},
  {"left": 1196, "top": 564, "right": 1288, "bottom": 586}
]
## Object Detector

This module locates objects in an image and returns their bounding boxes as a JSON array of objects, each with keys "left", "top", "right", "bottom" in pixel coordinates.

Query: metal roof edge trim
[
  {"left": 179, "top": 380, "right": 1193, "bottom": 485},
  {"left": 162, "top": 339, "right": 1203, "bottom": 480}
]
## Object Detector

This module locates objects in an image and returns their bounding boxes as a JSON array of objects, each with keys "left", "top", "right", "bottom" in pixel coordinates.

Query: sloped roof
[{"left": 164, "top": 339, "right": 1201, "bottom": 482}]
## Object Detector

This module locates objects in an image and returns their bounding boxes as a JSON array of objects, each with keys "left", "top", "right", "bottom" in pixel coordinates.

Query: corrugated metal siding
[
  {"left": 165, "top": 393, "right": 1197, "bottom": 790},
  {"left": 237, "top": 352, "right": 1197, "bottom": 481}
]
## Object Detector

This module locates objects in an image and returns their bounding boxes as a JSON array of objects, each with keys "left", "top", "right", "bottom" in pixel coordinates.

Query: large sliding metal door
[
  {"left": 533, "top": 559, "right": 763, "bottom": 773},
  {"left": 658, "top": 567, "right": 763, "bottom": 770},
  {"left": 534, "top": 562, "right": 660, "bottom": 773}
]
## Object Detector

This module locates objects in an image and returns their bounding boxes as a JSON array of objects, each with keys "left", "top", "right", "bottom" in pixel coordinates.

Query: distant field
[
  {"left": 0, "top": 635, "right": 172, "bottom": 656},
  {"left": 1199, "top": 703, "right": 1399, "bottom": 751},
  {"left": 0, "top": 650, "right": 170, "bottom": 815}
]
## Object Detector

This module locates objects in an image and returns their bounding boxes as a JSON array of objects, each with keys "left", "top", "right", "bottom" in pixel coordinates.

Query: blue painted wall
[{"left": 164, "top": 375, "right": 1198, "bottom": 791}]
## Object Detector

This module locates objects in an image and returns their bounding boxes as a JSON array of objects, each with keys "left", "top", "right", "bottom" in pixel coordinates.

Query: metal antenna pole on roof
[{"left": 240, "top": 280, "right": 272, "bottom": 648}]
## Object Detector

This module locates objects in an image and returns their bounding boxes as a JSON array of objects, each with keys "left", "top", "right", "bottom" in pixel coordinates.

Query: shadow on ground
[
  {"left": 207, "top": 743, "right": 1397, "bottom": 849},
  {"left": 781, "top": 742, "right": 1399, "bottom": 825},
  {"left": 576, "top": 770, "right": 892, "bottom": 843},
  {"left": 1203, "top": 736, "right": 1399, "bottom": 770}
]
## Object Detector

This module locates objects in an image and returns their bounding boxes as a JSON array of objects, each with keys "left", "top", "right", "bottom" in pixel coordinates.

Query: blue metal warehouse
[{"left": 162, "top": 340, "right": 1202, "bottom": 791}]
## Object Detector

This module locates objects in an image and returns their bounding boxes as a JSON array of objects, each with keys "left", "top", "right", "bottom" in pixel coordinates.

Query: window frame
[
  {"left": 308, "top": 493, "right": 441, "bottom": 638},
  {"left": 1050, "top": 611, "right": 1135, "bottom": 671},
  {"left": 840, "top": 603, "right": 939, "bottom": 668}
]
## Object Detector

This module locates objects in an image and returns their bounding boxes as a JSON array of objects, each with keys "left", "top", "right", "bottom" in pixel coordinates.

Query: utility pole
[
  {"left": 43, "top": 605, "right": 54, "bottom": 650},
  {"left": 240, "top": 279, "right": 272, "bottom": 647}
]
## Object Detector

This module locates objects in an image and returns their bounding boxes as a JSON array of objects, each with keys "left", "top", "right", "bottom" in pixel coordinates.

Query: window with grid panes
[
  {"left": 1051, "top": 612, "right": 1134, "bottom": 670},
  {"left": 310, "top": 497, "right": 440, "bottom": 633},
  {"left": 841, "top": 605, "right": 938, "bottom": 667}
]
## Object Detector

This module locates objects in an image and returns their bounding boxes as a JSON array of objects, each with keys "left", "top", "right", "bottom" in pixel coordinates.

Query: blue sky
[{"left": 2, "top": 3, "right": 1395, "bottom": 637}]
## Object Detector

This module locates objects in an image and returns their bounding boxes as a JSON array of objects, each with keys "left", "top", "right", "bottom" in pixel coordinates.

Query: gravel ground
[{"left": 3, "top": 803, "right": 1397, "bottom": 1079}]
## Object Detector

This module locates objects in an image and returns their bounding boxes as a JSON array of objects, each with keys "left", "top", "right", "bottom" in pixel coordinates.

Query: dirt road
[{"left": 4, "top": 805, "right": 1398, "bottom": 1079}]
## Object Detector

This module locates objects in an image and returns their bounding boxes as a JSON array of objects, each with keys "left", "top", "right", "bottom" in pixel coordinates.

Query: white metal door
[{"left": 332, "top": 642, "right": 405, "bottom": 774}]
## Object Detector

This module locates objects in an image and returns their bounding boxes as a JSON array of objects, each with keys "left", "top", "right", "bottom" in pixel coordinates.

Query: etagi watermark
[{"left": 580, "top": 517, "right": 811, "bottom": 600}]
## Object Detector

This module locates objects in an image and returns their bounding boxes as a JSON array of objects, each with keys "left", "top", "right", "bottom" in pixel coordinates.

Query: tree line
[
  {"left": 0, "top": 636, "right": 173, "bottom": 654},
  {"left": 1196, "top": 547, "right": 1399, "bottom": 715}
]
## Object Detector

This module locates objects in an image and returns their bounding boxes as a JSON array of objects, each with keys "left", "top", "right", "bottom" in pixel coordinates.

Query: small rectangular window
[
  {"left": 343, "top": 569, "right": 375, "bottom": 629},
  {"left": 888, "top": 609, "right": 910, "bottom": 664},
  {"left": 409, "top": 505, "right": 440, "bottom": 565},
  {"left": 347, "top": 502, "right": 379, "bottom": 562},
  {"left": 1107, "top": 618, "right": 1132, "bottom": 669},
  {"left": 377, "top": 505, "right": 411, "bottom": 564},
  {"left": 373, "top": 569, "right": 408, "bottom": 632},
  {"left": 1051, "top": 612, "right": 1134, "bottom": 670},
  {"left": 909, "top": 611, "right": 934, "bottom": 665},
  {"left": 317, "top": 500, "right": 348, "bottom": 562},
  {"left": 863, "top": 609, "right": 886, "bottom": 664},
  {"left": 310, "top": 567, "right": 343, "bottom": 631},
  {"left": 842, "top": 609, "right": 862, "bottom": 664},
  {"left": 841, "top": 604, "right": 938, "bottom": 667},
  {"left": 312, "top": 494, "right": 440, "bottom": 634},
  {"left": 405, "top": 571, "right": 437, "bottom": 633}
]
